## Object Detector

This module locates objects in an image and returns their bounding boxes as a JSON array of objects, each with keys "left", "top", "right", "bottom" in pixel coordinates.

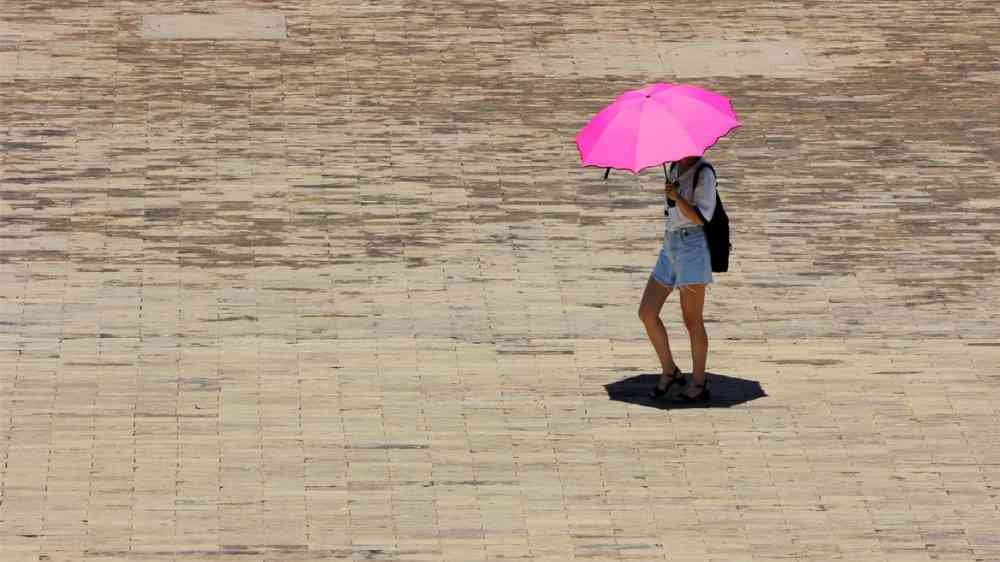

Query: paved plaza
[{"left": 2, "top": 1, "right": 999, "bottom": 561}]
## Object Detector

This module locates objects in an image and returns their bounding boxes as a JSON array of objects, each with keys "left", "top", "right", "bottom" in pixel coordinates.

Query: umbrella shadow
[{"left": 604, "top": 372, "right": 766, "bottom": 409}]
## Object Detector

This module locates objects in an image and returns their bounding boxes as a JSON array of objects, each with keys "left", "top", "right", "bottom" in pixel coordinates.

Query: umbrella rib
[
  {"left": 581, "top": 99, "right": 641, "bottom": 168},
  {"left": 649, "top": 91, "right": 739, "bottom": 125},
  {"left": 645, "top": 95, "right": 700, "bottom": 153},
  {"left": 635, "top": 99, "right": 695, "bottom": 170},
  {"left": 646, "top": 93, "right": 740, "bottom": 156},
  {"left": 630, "top": 99, "right": 649, "bottom": 171}
]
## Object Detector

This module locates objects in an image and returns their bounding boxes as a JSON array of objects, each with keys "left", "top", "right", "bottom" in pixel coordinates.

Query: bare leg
[
  {"left": 638, "top": 276, "right": 677, "bottom": 388},
  {"left": 678, "top": 284, "right": 708, "bottom": 396}
]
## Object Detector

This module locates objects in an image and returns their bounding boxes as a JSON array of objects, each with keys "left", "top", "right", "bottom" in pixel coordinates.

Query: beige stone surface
[
  {"left": 1, "top": 1, "right": 999, "bottom": 561},
  {"left": 141, "top": 13, "right": 287, "bottom": 41}
]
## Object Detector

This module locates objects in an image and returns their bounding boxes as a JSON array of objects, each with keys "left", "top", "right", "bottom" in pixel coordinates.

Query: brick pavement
[{"left": 1, "top": 1, "right": 999, "bottom": 561}]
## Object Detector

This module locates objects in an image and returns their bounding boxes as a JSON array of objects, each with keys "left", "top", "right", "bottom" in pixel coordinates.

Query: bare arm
[{"left": 664, "top": 182, "right": 704, "bottom": 225}]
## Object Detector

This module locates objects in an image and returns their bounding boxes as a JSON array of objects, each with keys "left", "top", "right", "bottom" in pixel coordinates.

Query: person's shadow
[{"left": 604, "top": 372, "right": 766, "bottom": 409}]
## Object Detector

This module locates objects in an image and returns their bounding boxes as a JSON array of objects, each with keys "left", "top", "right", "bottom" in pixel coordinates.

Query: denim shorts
[{"left": 651, "top": 226, "right": 714, "bottom": 289}]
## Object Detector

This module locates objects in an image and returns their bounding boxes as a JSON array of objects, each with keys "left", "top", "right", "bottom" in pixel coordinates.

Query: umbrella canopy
[{"left": 576, "top": 83, "right": 741, "bottom": 174}]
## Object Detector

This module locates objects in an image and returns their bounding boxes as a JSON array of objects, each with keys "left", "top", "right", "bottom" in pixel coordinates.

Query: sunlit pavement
[{"left": 1, "top": 2, "right": 999, "bottom": 561}]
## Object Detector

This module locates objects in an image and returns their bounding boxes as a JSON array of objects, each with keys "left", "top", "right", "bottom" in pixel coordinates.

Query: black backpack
[{"left": 668, "top": 162, "right": 731, "bottom": 273}]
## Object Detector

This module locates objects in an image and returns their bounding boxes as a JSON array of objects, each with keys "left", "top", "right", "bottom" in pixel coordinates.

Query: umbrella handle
[
  {"left": 603, "top": 167, "right": 610, "bottom": 181},
  {"left": 664, "top": 162, "right": 677, "bottom": 208}
]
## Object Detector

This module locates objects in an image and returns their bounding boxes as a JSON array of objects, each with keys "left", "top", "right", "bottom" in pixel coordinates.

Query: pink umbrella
[{"left": 576, "top": 83, "right": 741, "bottom": 177}]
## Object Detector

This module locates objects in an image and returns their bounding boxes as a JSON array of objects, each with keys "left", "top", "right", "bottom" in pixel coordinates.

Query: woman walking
[{"left": 639, "top": 155, "right": 717, "bottom": 403}]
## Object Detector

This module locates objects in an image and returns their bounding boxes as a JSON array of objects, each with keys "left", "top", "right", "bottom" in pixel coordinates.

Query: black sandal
[
  {"left": 648, "top": 365, "right": 685, "bottom": 399},
  {"left": 672, "top": 381, "right": 710, "bottom": 404}
]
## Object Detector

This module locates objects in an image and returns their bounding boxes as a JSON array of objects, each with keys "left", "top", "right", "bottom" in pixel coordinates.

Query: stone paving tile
[{"left": 2, "top": 1, "right": 1000, "bottom": 561}]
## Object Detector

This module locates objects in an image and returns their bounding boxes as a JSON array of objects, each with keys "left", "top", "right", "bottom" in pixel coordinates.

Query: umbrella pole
[
  {"left": 603, "top": 167, "right": 610, "bottom": 181},
  {"left": 662, "top": 162, "right": 668, "bottom": 182}
]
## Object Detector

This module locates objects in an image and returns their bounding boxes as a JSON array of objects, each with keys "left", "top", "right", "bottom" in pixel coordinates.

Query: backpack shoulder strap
[
  {"left": 692, "top": 162, "right": 715, "bottom": 192},
  {"left": 691, "top": 163, "right": 717, "bottom": 225}
]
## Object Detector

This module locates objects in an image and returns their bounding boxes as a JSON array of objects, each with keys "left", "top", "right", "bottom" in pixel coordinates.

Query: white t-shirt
[{"left": 664, "top": 158, "right": 717, "bottom": 231}]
